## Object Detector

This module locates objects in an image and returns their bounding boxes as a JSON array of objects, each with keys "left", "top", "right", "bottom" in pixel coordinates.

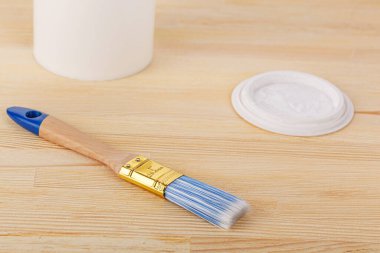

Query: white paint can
[{"left": 34, "top": 0, "right": 156, "bottom": 81}]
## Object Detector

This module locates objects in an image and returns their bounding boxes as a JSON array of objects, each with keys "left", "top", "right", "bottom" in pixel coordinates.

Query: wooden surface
[{"left": 1, "top": 0, "right": 380, "bottom": 252}]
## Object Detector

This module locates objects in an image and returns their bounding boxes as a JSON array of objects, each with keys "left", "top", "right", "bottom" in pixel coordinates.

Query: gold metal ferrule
[{"left": 118, "top": 155, "right": 183, "bottom": 197}]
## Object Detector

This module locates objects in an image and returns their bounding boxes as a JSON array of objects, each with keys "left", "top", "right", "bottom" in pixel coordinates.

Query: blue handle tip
[{"left": 7, "top": 106, "right": 48, "bottom": 135}]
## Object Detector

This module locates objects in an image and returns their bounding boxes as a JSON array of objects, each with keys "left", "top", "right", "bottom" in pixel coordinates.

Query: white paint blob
[{"left": 232, "top": 71, "right": 354, "bottom": 136}]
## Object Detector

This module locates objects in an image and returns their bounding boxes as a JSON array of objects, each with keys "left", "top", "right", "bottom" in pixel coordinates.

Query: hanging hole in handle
[{"left": 26, "top": 110, "right": 42, "bottom": 118}]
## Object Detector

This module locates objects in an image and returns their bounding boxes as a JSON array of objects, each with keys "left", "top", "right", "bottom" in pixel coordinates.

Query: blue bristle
[{"left": 165, "top": 176, "right": 249, "bottom": 229}]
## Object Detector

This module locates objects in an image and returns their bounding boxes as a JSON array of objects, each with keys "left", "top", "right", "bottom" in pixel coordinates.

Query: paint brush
[{"left": 7, "top": 106, "right": 250, "bottom": 229}]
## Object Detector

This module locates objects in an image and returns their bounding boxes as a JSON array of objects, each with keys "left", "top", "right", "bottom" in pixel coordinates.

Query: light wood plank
[
  {"left": 0, "top": 0, "right": 379, "bottom": 252},
  {"left": 0, "top": 236, "right": 189, "bottom": 253}
]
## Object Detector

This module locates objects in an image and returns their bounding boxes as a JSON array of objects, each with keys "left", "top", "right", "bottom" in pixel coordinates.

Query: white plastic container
[{"left": 34, "top": 0, "right": 156, "bottom": 81}]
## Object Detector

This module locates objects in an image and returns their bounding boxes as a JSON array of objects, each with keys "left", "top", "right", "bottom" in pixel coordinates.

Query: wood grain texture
[
  {"left": 40, "top": 116, "right": 135, "bottom": 173},
  {"left": 0, "top": 0, "right": 380, "bottom": 252}
]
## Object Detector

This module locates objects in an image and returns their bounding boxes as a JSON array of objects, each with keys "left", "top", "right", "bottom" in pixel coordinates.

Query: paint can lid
[{"left": 231, "top": 71, "right": 354, "bottom": 136}]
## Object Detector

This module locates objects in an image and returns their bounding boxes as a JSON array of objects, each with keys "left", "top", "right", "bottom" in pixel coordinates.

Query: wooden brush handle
[
  {"left": 39, "top": 116, "right": 135, "bottom": 173},
  {"left": 7, "top": 107, "right": 136, "bottom": 173}
]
